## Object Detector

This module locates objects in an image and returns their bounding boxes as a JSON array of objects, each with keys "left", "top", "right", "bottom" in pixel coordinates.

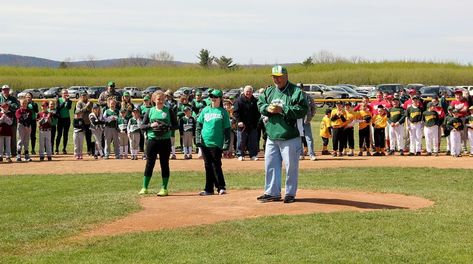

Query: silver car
[
  {"left": 17, "top": 88, "right": 44, "bottom": 98},
  {"left": 67, "top": 86, "right": 89, "bottom": 99}
]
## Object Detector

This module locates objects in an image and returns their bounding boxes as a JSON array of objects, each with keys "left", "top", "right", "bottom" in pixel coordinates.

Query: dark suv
[{"left": 376, "top": 84, "right": 404, "bottom": 94}]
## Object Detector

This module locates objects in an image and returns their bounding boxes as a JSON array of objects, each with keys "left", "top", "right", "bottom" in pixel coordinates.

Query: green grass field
[
  {"left": 1, "top": 168, "right": 473, "bottom": 263},
  {"left": 2, "top": 61, "right": 473, "bottom": 90}
]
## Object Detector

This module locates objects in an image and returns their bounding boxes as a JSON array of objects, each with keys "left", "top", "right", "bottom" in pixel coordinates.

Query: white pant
[
  {"left": 409, "top": 122, "right": 423, "bottom": 153},
  {"left": 424, "top": 125, "right": 439, "bottom": 153},
  {"left": 74, "top": 131, "right": 84, "bottom": 156},
  {"left": 389, "top": 124, "right": 404, "bottom": 151},
  {"left": 39, "top": 130, "right": 52, "bottom": 157},
  {"left": 468, "top": 129, "right": 473, "bottom": 154},
  {"left": 450, "top": 130, "right": 462, "bottom": 156}
]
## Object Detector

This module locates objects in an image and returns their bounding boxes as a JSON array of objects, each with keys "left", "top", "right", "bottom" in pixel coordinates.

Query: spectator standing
[
  {"left": 98, "top": 81, "right": 122, "bottom": 110},
  {"left": 233, "top": 85, "right": 261, "bottom": 161},
  {"left": 25, "top": 92, "right": 39, "bottom": 155},
  {"left": 75, "top": 92, "right": 94, "bottom": 155},
  {"left": 55, "top": 89, "right": 72, "bottom": 154}
]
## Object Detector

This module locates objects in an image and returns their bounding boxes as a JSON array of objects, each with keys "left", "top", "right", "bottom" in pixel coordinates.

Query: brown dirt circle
[{"left": 79, "top": 189, "right": 433, "bottom": 238}]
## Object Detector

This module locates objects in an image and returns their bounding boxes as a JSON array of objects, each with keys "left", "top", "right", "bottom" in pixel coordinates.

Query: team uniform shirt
[
  {"left": 0, "top": 110, "right": 14, "bottom": 136},
  {"left": 443, "top": 115, "right": 454, "bottom": 136},
  {"left": 127, "top": 117, "right": 142, "bottom": 134},
  {"left": 433, "top": 106, "right": 446, "bottom": 120},
  {"left": 27, "top": 102, "right": 39, "bottom": 121},
  {"left": 406, "top": 106, "right": 423, "bottom": 123},
  {"left": 0, "top": 95, "right": 20, "bottom": 114},
  {"left": 423, "top": 110, "right": 439, "bottom": 127},
  {"left": 89, "top": 112, "right": 104, "bottom": 131},
  {"left": 330, "top": 109, "right": 347, "bottom": 128},
  {"left": 356, "top": 109, "right": 372, "bottom": 130},
  {"left": 48, "top": 109, "right": 59, "bottom": 126},
  {"left": 446, "top": 117, "right": 464, "bottom": 131},
  {"left": 466, "top": 115, "right": 473, "bottom": 129},
  {"left": 369, "top": 100, "right": 392, "bottom": 115},
  {"left": 144, "top": 106, "right": 174, "bottom": 140},
  {"left": 319, "top": 116, "right": 331, "bottom": 138},
  {"left": 16, "top": 108, "right": 33, "bottom": 127},
  {"left": 118, "top": 115, "right": 129, "bottom": 133},
  {"left": 373, "top": 114, "right": 388, "bottom": 129},
  {"left": 73, "top": 117, "right": 85, "bottom": 133},
  {"left": 403, "top": 98, "right": 424, "bottom": 110},
  {"left": 257, "top": 82, "right": 308, "bottom": 141},
  {"left": 388, "top": 107, "right": 406, "bottom": 125},
  {"left": 179, "top": 116, "right": 196, "bottom": 134},
  {"left": 103, "top": 108, "right": 119, "bottom": 128},
  {"left": 37, "top": 111, "right": 52, "bottom": 130},
  {"left": 57, "top": 97, "right": 72, "bottom": 118},
  {"left": 197, "top": 106, "right": 231, "bottom": 149},
  {"left": 450, "top": 99, "right": 469, "bottom": 118},
  {"left": 176, "top": 103, "right": 192, "bottom": 119},
  {"left": 191, "top": 99, "right": 207, "bottom": 116},
  {"left": 343, "top": 109, "right": 357, "bottom": 128},
  {"left": 140, "top": 104, "right": 152, "bottom": 117}
]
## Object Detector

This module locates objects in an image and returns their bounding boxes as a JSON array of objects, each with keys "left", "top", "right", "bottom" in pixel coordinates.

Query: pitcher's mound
[{"left": 80, "top": 189, "right": 433, "bottom": 238}]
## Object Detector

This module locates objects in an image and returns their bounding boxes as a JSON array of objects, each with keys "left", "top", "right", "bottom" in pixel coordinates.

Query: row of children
[{"left": 319, "top": 96, "right": 473, "bottom": 157}]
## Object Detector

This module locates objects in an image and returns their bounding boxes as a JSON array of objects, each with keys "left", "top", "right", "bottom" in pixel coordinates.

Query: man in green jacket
[{"left": 256, "top": 66, "right": 308, "bottom": 203}]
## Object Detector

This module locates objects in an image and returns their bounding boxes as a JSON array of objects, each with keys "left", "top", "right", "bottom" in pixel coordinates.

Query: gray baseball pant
[
  {"left": 74, "top": 131, "right": 84, "bottom": 156},
  {"left": 17, "top": 123, "right": 31, "bottom": 155},
  {"left": 0, "top": 136, "right": 11, "bottom": 158},
  {"left": 104, "top": 127, "right": 119, "bottom": 157},
  {"left": 129, "top": 132, "right": 140, "bottom": 156},
  {"left": 39, "top": 130, "right": 52, "bottom": 158},
  {"left": 92, "top": 129, "right": 104, "bottom": 156}
]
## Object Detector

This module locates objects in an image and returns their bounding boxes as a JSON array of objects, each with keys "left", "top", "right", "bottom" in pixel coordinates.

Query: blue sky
[{"left": 2, "top": 0, "right": 473, "bottom": 64}]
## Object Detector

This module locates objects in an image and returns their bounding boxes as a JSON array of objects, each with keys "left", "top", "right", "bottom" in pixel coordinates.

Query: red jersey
[
  {"left": 369, "top": 100, "right": 392, "bottom": 115},
  {"left": 433, "top": 106, "right": 446, "bottom": 120},
  {"left": 37, "top": 111, "right": 52, "bottom": 130},
  {"left": 16, "top": 108, "right": 33, "bottom": 127},
  {"left": 402, "top": 99, "right": 424, "bottom": 110},
  {"left": 0, "top": 111, "right": 14, "bottom": 136},
  {"left": 450, "top": 99, "right": 469, "bottom": 118}
]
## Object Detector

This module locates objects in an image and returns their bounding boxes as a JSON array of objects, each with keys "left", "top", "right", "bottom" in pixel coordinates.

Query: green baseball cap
[
  {"left": 210, "top": 89, "right": 223, "bottom": 98},
  {"left": 107, "top": 81, "right": 115, "bottom": 87},
  {"left": 271, "top": 65, "right": 288, "bottom": 76},
  {"left": 143, "top": 95, "right": 151, "bottom": 100},
  {"left": 196, "top": 91, "right": 202, "bottom": 96},
  {"left": 123, "top": 91, "right": 130, "bottom": 97}
]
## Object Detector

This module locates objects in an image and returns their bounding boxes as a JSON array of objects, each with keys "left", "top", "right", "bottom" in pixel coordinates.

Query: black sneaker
[
  {"left": 283, "top": 195, "right": 296, "bottom": 203},
  {"left": 0, "top": 157, "right": 3, "bottom": 162},
  {"left": 39, "top": 156, "right": 45, "bottom": 161},
  {"left": 257, "top": 194, "right": 282, "bottom": 202},
  {"left": 47, "top": 157, "right": 52, "bottom": 161}
]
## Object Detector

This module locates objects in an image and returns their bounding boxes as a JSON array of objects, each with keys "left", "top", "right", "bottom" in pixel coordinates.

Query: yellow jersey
[
  {"left": 357, "top": 109, "right": 372, "bottom": 130},
  {"left": 373, "top": 114, "right": 388, "bottom": 129},
  {"left": 320, "top": 116, "right": 331, "bottom": 138},
  {"left": 330, "top": 109, "right": 346, "bottom": 128}
]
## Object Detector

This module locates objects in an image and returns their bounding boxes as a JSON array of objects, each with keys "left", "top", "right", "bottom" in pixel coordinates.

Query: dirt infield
[
  {"left": 3, "top": 153, "right": 473, "bottom": 176},
  {"left": 79, "top": 189, "right": 433, "bottom": 238}
]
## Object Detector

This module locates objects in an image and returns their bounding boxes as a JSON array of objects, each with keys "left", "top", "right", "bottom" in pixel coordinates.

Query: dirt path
[
  {"left": 78, "top": 189, "right": 433, "bottom": 238},
  {"left": 3, "top": 153, "right": 472, "bottom": 176}
]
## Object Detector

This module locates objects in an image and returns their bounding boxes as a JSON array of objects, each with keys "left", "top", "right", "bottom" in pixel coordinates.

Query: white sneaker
[
  {"left": 238, "top": 156, "right": 244, "bottom": 161},
  {"left": 250, "top": 156, "right": 259, "bottom": 161},
  {"left": 310, "top": 155, "right": 316, "bottom": 161},
  {"left": 218, "top": 189, "right": 227, "bottom": 195},
  {"left": 299, "top": 156, "right": 305, "bottom": 160}
]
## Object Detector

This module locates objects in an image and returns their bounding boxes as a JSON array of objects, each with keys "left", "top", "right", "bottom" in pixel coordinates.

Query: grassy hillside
[{"left": 1, "top": 61, "right": 473, "bottom": 90}]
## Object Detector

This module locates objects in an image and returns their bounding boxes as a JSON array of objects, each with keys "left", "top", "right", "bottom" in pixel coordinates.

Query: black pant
[
  {"left": 144, "top": 138, "right": 171, "bottom": 178},
  {"left": 201, "top": 146, "right": 226, "bottom": 193},
  {"left": 332, "top": 127, "right": 345, "bottom": 152},
  {"left": 343, "top": 127, "right": 354, "bottom": 149},
  {"left": 56, "top": 117, "right": 71, "bottom": 151},
  {"left": 374, "top": 128, "right": 385, "bottom": 148},
  {"left": 84, "top": 124, "right": 92, "bottom": 154},
  {"left": 30, "top": 121, "right": 37, "bottom": 152},
  {"left": 50, "top": 125, "right": 56, "bottom": 150},
  {"left": 322, "top": 137, "right": 329, "bottom": 146},
  {"left": 359, "top": 127, "right": 370, "bottom": 149},
  {"left": 139, "top": 133, "right": 145, "bottom": 152}
]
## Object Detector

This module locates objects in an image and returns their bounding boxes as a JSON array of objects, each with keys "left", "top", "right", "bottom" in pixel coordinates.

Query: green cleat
[
  {"left": 157, "top": 188, "right": 169, "bottom": 197},
  {"left": 139, "top": 188, "right": 148, "bottom": 195}
]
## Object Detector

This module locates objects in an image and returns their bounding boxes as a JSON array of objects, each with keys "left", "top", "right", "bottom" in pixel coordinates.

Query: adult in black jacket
[{"left": 233, "top": 85, "right": 261, "bottom": 160}]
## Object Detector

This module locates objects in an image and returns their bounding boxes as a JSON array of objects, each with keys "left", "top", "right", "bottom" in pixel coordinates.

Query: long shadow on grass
[{"left": 296, "top": 198, "right": 407, "bottom": 210}]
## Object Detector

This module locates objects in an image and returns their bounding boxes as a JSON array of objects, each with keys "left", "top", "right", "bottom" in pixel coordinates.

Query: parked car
[
  {"left": 17, "top": 88, "right": 44, "bottom": 98},
  {"left": 67, "top": 86, "right": 89, "bottom": 99},
  {"left": 37, "top": 88, "right": 50, "bottom": 98},
  {"left": 336, "top": 85, "right": 364, "bottom": 99},
  {"left": 173, "top": 87, "right": 194, "bottom": 98},
  {"left": 86, "top": 86, "right": 106, "bottom": 99},
  {"left": 223, "top": 88, "right": 243, "bottom": 99},
  {"left": 356, "top": 85, "right": 376, "bottom": 94},
  {"left": 142, "top": 86, "right": 162, "bottom": 96},
  {"left": 419, "top": 86, "right": 454, "bottom": 98},
  {"left": 455, "top": 86, "right": 473, "bottom": 96},
  {"left": 376, "top": 84, "right": 404, "bottom": 94},
  {"left": 123, "top": 87, "right": 142, "bottom": 98},
  {"left": 298, "top": 83, "right": 349, "bottom": 107},
  {"left": 43, "top": 87, "right": 63, "bottom": 98},
  {"left": 405, "top": 84, "right": 424, "bottom": 93}
]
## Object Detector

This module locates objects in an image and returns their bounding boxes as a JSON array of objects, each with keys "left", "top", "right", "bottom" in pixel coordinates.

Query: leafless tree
[{"left": 149, "top": 51, "right": 175, "bottom": 65}]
